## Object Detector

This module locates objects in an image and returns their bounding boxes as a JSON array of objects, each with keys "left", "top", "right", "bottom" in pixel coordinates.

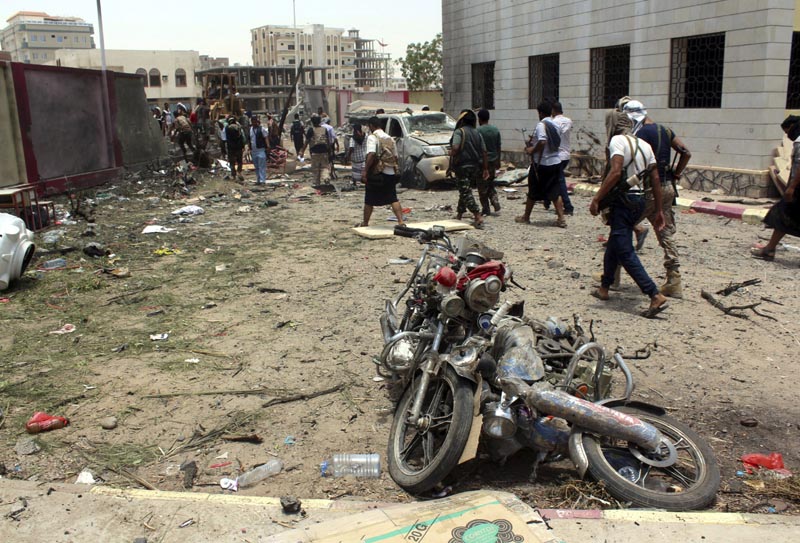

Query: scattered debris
[
  {"left": 153, "top": 246, "right": 181, "bottom": 256},
  {"left": 75, "top": 469, "right": 97, "bottom": 485},
  {"left": 222, "top": 434, "right": 263, "bottom": 444},
  {"left": 284, "top": 436, "right": 296, "bottom": 446},
  {"left": 281, "top": 496, "right": 302, "bottom": 514},
  {"left": 717, "top": 278, "right": 762, "bottom": 296},
  {"left": 83, "top": 242, "right": 106, "bottom": 258},
  {"left": 25, "top": 412, "right": 69, "bottom": 433},
  {"left": 388, "top": 257, "right": 413, "bottom": 265},
  {"left": 111, "top": 344, "right": 128, "bottom": 353},
  {"left": 49, "top": 323, "right": 76, "bottom": 335},
  {"left": 15, "top": 437, "right": 41, "bottom": 455},
  {"left": 180, "top": 460, "right": 198, "bottom": 489},
  {"left": 178, "top": 518, "right": 195, "bottom": 529},
  {"left": 100, "top": 416, "right": 118, "bottom": 430},
  {"left": 149, "top": 333, "right": 170, "bottom": 341},
  {"left": 275, "top": 320, "right": 300, "bottom": 329},
  {"left": 740, "top": 417, "right": 759, "bottom": 428},
  {"left": 258, "top": 287, "right": 287, "bottom": 293},
  {"left": 701, "top": 289, "right": 777, "bottom": 321},
  {"left": 171, "top": 205, "right": 205, "bottom": 216},
  {"left": 142, "top": 225, "right": 175, "bottom": 234},
  {"left": 41, "top": 257, "right": 67, "bottom": 270}
]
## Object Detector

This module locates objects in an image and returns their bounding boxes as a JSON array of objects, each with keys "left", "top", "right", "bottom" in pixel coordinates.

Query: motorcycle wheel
[
  {"left": 388, "top": 365, "right": 474, "bottom": 495},
  {"left": 583, "top": 406, "right": 720, "bottom": 510}
]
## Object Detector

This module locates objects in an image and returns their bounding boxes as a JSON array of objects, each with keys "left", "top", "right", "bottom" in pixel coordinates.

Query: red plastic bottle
[{"left": 25, "top": 412, "right": 69, "bottom": 434}]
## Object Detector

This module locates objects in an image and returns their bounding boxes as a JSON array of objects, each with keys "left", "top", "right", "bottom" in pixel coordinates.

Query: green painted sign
[{"left": 462, "top": 522, "right": 499, "bottom": 543}]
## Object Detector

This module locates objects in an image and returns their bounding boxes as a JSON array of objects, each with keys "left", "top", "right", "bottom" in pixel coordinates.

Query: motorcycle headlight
[
  {"left": 464, "top": 279, "right": 500, "bottom": 313},
  {"left": 482, "top": 402, "right": 517, "bottom": 439},
  {"left": 440, "top": 294, "right": 465, "bottom": 318},
  {"left": 422, "top": 145, "right": 447, "bottom": 157}
]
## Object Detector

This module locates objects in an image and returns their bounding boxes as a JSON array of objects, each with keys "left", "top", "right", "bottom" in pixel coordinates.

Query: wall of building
[
  {"left": 23, "top": 65, "right": 115, "bottom": 179},
  {"left": 114, "top": 75, "right": 168, "bottom": 167},
  {"left": 50, "top": 49, "right": 201, "bottom": 103},
  {"left": 0, "top": 62, "right": 26, "bottom": 187},
  {"left": 443, "top": 0, "right": 796, "bottom": 195},
  {"left": 0, "top": 16, "right": 94, "bottom": 64},
  {"left": 409, "top": 90, "right": 444, "bottom": 112}
]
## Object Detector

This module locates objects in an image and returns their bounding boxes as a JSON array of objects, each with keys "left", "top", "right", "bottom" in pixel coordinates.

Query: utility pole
[{"left": 95, "top": 0, "right": 113, "bottom": 167}]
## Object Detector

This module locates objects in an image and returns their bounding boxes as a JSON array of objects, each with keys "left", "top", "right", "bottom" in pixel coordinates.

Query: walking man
[
  {"left": 248, "top": 116, "right": 270, "bottom": 184},
  {"left": 303, "top": 115, "right": 331, "bottom": 184},
  {"left": 449, "top": 110, "right": 486, "bottom": 228},
  {"left": 173, "top": 109, "right": 195, "bottom": 162},
  {"left": 360, "top": 116, "right": 406, "bottom": 227},
  {"left": 345, "top": 123, "right": 368, "bottom": 187},
  {"left": 624, "top": 100, "right": 691, "bottom": 298},
  {"left": 225, "top": 116, "right": 245, "bottom": 181},
  {"left": 550, "top": 101, "right": 575, "bottom": 215},
  {"left": 477, "top": 109, "right": 502, "bottom": 216},
  {"left": 290, "top": 114, "right": 305, "bottom": 159},
  {"left": 516, "top": 101, "right": 566, "bottom": 227},
  {"left": 589, "top": 110, "right": 668, "bottom": 318}
]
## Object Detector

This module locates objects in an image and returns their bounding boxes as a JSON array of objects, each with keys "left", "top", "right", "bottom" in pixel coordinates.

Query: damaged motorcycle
[{"left": 378, "top": 225, "right": 720, "bottom": 510}]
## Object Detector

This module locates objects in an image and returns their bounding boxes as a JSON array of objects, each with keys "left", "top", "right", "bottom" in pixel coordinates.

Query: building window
[
  {"left": 308, "top": 44, "right": 312, "bottom": 51},
  {"left": 149, "top": 68, "right": 161, "bottom": 87},
  {"left": 471, "top": 61, "right": 495, "bottom": 110},
  {"left": 590, "top": 44, "right": 630, "bottom": 109},
  {"left": 42, "top": 35, "right": 46, "bottom": 42},
  {"left": 787, "top": 32, "right": 800, "bottom": 108},
  {"left": 327, "top": 59, "right": 331, "bottom": 65},
  {"left": 288, "top": 44, "right": 294, "bottom": 50},
  {"left": 136, "top": 68, "right": 148, "bottom": 87},
  {"left": 327, "top": 45, "right": 331, "bottom": 51},
  {"left": 31, "top": 34, "right": 37, "bottom": 41},
  {"left": 175, "top": 68, "right": 187, "bottom": 87},
  {"left": 300, "top": 44, "right": 305, "bottom": 51},
  {"left": 528, "top": 53, "right": 559, "bottom": 109},
  {"left": 57, "top": 36, "right": 63, "bottom": 43},
  {"left": 670, "top": 33, "right": 725, "bottom": 108},
  {"left": 334, "top": 45, "right": 338, "bottom": 52},
  {"left": 289, "top": 58, "right": 295, "bottom": 65},
  {"left": 33, "top": 53, "right": 38, "bottom": 60}
]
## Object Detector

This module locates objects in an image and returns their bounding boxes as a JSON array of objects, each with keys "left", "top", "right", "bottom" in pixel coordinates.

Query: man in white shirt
[
  {"left": 549, "top": 102, "right": 574, "bottom": 215},
  {"left": 359, "top": 116, "right": 405, "bottom": 227},
  {"left": 516, "top": 101, "right": 567, "bottom": 227},
  {"left": 590, "top": 110, "right": 667, "bottom": 318},
  {"left": 248, "top": 116, "right": 270, "bottom": 184}
]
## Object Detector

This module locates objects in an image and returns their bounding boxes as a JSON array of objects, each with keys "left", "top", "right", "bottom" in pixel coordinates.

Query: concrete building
[
  {"left": 442, "top": 0, "right": 800, "bottom": 196},
  {"left": 200, "top": 55, "right": 229, "bottom": 70},
  {"left": 0, "top": 11, "right": 94, "bottom": 65},
  {"left": 250, "top": 24, "right": 387, "bottom": 90},
  {"left": 49, "top": 49, "right": 202, "bottom": 105}
]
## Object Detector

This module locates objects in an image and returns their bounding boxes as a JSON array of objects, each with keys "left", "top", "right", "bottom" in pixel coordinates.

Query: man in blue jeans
[
  {"left": 248, "top": 116, "right": 270, "bottom": 184},
  {"left": 589, "top": 111, "right": 668, "bottom": 318}
]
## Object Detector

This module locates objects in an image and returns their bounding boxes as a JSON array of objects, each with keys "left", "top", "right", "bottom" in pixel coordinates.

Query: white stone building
[
  {"left": 49, "top": 49, "right": 202, "bottom": 105},
  {"left": 0, "top": 11, "right": 95, "bottom": 65},
  {"left": 442, "top": 0, "right": 800, "bottom": 196}
]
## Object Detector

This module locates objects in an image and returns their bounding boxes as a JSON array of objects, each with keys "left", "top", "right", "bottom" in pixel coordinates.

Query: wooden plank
[{"left": 353, "top": 219, "right": 474, "bottom": 240}]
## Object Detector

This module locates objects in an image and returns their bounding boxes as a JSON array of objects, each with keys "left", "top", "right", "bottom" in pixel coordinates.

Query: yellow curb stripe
[
  {"left": 742, "top": 208, "right": 768, "bottom": 225},
  {"left": 89, "top": 486, "right": 370, "bottom": 511},
  {"left": 603, "top": 510, "right": 749, "bottom": 524}
]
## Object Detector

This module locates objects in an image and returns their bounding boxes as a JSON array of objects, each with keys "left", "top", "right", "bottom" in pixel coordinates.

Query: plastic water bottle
[
  {"left": 42, "top": 258, "right": 67, "bottom": 270},
  {"left": 545, "top": 316, "right": 565, "bottom": 337},
  {"left": 236, "top": 458, "right": 283, "bottom": 488},
  {"left": 320, "top": 453, "right": 380, "bottom": 478}
]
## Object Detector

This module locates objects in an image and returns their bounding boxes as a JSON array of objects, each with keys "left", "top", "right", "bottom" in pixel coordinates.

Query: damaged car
[{"left": 346, "top": 101, "right": 455, "bottom": 189}]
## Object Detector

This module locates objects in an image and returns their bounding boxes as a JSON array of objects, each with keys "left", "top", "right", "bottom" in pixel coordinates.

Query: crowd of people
[{"left": 152, "top": 96, "right": 799, "bottom": 317}]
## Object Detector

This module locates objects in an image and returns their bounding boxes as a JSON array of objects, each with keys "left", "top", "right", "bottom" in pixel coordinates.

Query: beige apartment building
[
  {"left": 250, "top": 24, "right": 385, "bottom": 90},
  {"left": 0, "top": 11, "right": 94, "bottom": 65},
  {"left": 443, "top": 0, "right": 800, "bottom": 196}
]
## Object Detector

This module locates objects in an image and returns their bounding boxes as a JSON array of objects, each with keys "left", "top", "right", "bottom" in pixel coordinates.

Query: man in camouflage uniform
[
  {"left": 477, "top": 108, "right": 502, "bottom": 216},
  {"left": 449, "top": 110, "right": 487, "bottom": 227}
]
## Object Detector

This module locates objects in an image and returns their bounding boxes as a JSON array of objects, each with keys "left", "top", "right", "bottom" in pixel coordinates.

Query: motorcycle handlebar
[{"left": 393, "top": 225, "right": 446, "bottom": 242}]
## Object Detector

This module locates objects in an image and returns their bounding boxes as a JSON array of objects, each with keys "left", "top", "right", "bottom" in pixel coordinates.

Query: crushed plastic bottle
[
  {"left": 320, "top": 453, "right": 380, "bottom": 478},
  {"left": 42, "top": 258, "right": 67, "bottom": 270},
  {"left": 234, "top": 458, "right": 283, "bottom": 489}
]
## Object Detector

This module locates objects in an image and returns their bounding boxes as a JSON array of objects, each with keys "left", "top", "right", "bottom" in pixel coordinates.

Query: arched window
[
  {"left": 175, "top": 68, "right": 187, "bottom": 87},
  {"left": 149, "top": 68, "right": 161, "bottom": 87},
  {"left": 135, "top": 68, "right": 148, "bottom": 87}
]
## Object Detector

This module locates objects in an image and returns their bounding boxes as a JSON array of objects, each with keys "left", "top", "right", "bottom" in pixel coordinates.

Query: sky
[{"left": 2, "top": 1, "right": 442, "bottom": 66}]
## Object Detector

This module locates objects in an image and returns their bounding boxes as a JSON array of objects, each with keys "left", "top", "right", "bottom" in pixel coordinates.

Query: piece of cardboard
[
  {"left": 270, "top": 490, "right": 560, "bottom": 543},
  {"left": 353, "top": 219, "right": 474, "bottom": 240}
]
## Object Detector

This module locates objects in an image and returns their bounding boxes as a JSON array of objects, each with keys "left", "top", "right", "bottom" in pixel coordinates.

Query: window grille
[
  {"left": 529, "top": 53, "right": 559, "bottom": 109},
  {"left": 787, "top": 32, "right": 800, "bottom": 109},
  {"left": 670, "top": 33, "right": 725, "bottom": 108},
  {"left": 590, "top": 45, "right": 630, "bottom": 109},
  {"left": 175, "top": 68, "right": 187, "bottom": 87},
  {"left": 135, "top": 68, "right": 148, "bottom": 87},
  {"left": 149, "top": 68, "right": 161, "bottom": 87},
  {"left": 472, "top": 61, "right": 495, "bottom": 110}
]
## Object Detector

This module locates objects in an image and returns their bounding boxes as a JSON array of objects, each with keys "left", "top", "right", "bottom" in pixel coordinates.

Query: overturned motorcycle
[{"left": 378, "top": 225, "right": 720, "bottom": 510}]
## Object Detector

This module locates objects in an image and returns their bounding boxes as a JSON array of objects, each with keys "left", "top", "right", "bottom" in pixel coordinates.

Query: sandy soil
[{"left": 1, "top": 164, "right": 798, "bottom": 514}]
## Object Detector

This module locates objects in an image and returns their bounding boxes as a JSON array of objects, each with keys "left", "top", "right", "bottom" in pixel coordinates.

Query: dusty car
[{"left": 346, "top": 101, "right": 455, "bottom": 189}]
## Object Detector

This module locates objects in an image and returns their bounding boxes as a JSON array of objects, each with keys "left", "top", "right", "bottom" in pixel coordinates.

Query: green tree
[{"left": 397, "top": 34, "right": 442, "bottom": 91}]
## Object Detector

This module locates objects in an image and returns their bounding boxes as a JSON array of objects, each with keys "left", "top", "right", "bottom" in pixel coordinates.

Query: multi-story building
[
  {"left": 200, "top": 55, "right": 229, "bottom": 70},
  {"left": 48, "top": 49, "right": 202, "bottom": 105},
  {"left": 250, "top": 24, "right": 387, "bottom": 90},
  {"left": 0, "top": 11, "right": 94, "bottom": 65},
  {"left": 443, "top": 0, "right": 800, "bottom": 197}
]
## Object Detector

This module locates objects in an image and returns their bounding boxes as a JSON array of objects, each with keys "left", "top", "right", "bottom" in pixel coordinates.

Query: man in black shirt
[{"left": 625, "top": 100, "right": 691, "bottom": 298}]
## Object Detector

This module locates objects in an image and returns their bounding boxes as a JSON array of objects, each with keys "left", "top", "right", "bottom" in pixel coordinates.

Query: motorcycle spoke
[
  {"left": 428, "top": 413, "right": 453, "bottom": 431},
  {"left": 400, "top": 432, "right": 423, "bottom": 463},
  {"left": 661, "top": 464, "right": 698, "bottom": 487},
  {"left": 421, "top": 432, "right": 435, "bottom": 467}
]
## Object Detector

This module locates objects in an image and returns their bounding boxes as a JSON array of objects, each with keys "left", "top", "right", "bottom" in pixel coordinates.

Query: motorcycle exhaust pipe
[{"left": 526, "top": 387, "right": 663, "bottom": 452}]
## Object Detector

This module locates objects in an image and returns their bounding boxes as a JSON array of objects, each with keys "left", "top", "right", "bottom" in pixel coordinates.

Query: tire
[
  {"left": 583, "top": 406, "right": 720, "bottom": 510},
  {"left": 411, "top": 168, "right": 430, "bottom": 190},
  {"left": 388, "top": 365, "right": 474, "bottom": 494}
]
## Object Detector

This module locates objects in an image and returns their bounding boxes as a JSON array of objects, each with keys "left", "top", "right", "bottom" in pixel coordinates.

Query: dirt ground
[{"left": 1, "top": 162, "right": 798, "bottom": 516}]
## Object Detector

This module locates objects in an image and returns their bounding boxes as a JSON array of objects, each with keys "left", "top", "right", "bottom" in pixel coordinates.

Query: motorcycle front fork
[{"left": 408, "top": 321, "right": 446, "bottom": 427}]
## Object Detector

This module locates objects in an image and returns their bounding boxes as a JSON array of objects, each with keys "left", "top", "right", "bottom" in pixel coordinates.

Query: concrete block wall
[{"left": 443, "top": 0, "right": 796, "bottom": 194}]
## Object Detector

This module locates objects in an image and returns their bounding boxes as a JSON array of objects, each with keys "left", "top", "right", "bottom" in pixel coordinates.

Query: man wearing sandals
[
  {"left": 449, "top": 110, "right": 487, "bottom": 228},
  {"left": 752, "top": 115, "right": 800, "bottom": 260},
  {"left": 589, "top": 111, "right": 669, "bottom": 318},
  {"left": 515, "top": 101, "right": 567, "bottom": 228}
]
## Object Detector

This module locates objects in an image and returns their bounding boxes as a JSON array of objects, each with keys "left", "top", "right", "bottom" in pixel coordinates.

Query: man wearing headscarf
[
  {"left": 752, "top": 115, "right": 800, "bottom": 260},
  {"left": 449, "top": 109, "right": 487, "bottom": 227},
  {"left": 345, "top": 123, "right": 368, "bottom": 187},
  {"left": 589, "top": 110, "right": 669, "bottom": 318}
]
